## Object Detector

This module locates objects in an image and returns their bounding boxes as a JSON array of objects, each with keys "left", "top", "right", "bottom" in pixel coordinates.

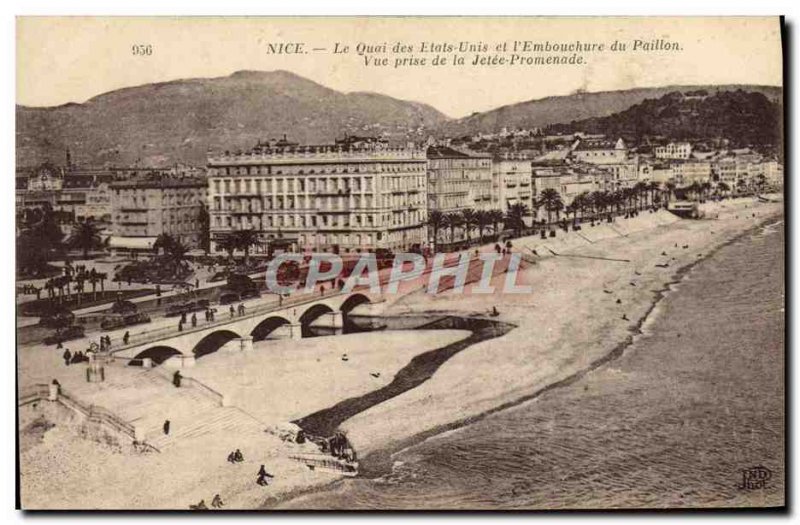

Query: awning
[{"left": 108, "top": 236, "right": 157, "bottom": 250}]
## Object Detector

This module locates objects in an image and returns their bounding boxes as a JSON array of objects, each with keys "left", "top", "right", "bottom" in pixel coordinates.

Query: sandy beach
[{"left": 17, "top": 196, "right": 783, "bottom": 509}]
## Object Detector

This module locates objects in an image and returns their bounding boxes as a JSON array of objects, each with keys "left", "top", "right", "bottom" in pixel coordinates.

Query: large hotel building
[{"left": 207, "top": 138, "right": 428, "bottom": 255}]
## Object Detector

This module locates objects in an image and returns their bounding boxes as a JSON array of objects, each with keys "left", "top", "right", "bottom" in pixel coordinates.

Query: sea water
[{"left": 278, "top": 219, "right": 785, "bottom": 509}]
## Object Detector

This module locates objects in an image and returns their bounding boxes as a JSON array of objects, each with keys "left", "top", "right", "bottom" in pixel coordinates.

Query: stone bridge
[{"left": 110, "top": 291, "right": 378, "bottom": 368}]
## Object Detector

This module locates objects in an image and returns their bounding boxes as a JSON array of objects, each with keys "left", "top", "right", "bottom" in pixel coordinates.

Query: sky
[{"left": 16, "top": 16, "right": 783, "bottom": 118}]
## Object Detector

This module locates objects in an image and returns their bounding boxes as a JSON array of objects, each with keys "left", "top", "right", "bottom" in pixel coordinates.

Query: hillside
[
  {"left": 16, "top": 70, "right": 448, "bottom": 167},
  {"left": 435, "top": 85, "right": 782, "bottom": 138},
  {"left": 545, "top": 89, "right": 782, "bottom": 152}
]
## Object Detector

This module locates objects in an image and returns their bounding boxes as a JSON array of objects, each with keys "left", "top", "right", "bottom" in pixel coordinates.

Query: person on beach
[
  {"left": 63, "top": 349, "right": 72, "bottom": 366},
  {"left": 227, "top": 452, "right": 236, "bottom": 463},
  {"left": 173, "top": 371, "right": 182, "bottom": 388},
  {"left": 258, "top": 464, "right": 274, "bottom": 479},
  {"left": 234, "top": 449, "right": 244, "bottom": 462},
  {"left": 211, "top": 494, "right": 224, "bottom": 508},
  {"left": 123, "top": 331, "right": 130, "bottom": 345},
  {"left": 163, "top": 420, "right": 170, "bottom": 435},
  {"left": 190, "top": 499, "right": 208, "bottom": 510}
]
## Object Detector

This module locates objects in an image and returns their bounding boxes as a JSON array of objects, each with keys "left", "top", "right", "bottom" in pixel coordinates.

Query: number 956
[{"left": 131, "top": 44, "right": 153, "bottom": 56}]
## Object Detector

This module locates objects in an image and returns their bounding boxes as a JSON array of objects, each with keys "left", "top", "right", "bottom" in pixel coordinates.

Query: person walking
[
  {"left": 172, "top": 370, "right": 182, "bottom": 388},
  {"left": 191, "top": 312, "right": 197, "bottom": 328},
  {"left": 123, "top": 331, "right": 130, "bottom": 345},
  {"left": 163, "top": 419, "right": 170, "bottom": 435},
  {"left": 63, "top": 349, "right": 72, "bottom": 366},
  {"left": 229, "top": 305, "right": 235, "bottom": 319}
]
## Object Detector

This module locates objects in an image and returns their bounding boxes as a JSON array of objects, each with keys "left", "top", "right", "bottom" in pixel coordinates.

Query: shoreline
[
  {"left": 269, "top": 200, "right": 783, "bottom": 509},
  {"left": 17, "top": 197, "right": 783, "bottom": 510}
]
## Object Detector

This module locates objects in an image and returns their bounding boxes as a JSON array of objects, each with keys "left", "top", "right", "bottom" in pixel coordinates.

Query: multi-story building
[
  {"left": 655, "top": 142, "right": 692, "bottom": 160},
  {"left": 109, "top": 175, "right": 207, "bottom": 253},
  {"left": 571, "top": 137, "right": 628, "bottom": 165},
  {"left": 531, "top": 163, "right": 599, "bottom": 221},
  {"left": 491, "top": 155, "right": 534, "bottom": 213},
  {"left": 207, "top": 139, "right": 428, "bottom": 255},
  {"left": 426, "top": 146, "right": 493, "bottom": 214},
  {"left": 671, "top": 160, "right": 712, "bottom": 186},
  {"left": 16, "top": 165, "right": 114, "bottom": 223}
]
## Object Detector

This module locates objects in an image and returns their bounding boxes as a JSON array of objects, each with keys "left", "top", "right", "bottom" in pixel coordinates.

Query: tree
[
  {"left": 427, "top": 210, "right": 444, "bottom": 252},
  {"left": 153, "top": 233, "right": 177, "bottom": 256},
  {"left": 229, "top": 229, "right": 260, "bottom": 266},
  {"left": 504, "top": 203, "right": 529, "bottom": 238},
  {"left": 475, "top": 210, "right": 492, "bottom": 243},
  {"left": 488, "top": 209, "right": 505, "bottom": 236},
  {"left": 538, "top": 188, "right": 563, "bottom": 225},
  {"left": 198, "top": 204, "right": 211, "bottom": 254},
  {"left": 665, "top": 182, "right": 677, "bottom": 203},
  {"left": 443, "top": 213, "right": 464, "bottom": 245},
  {"left": 67, "top": 217, "right": 102, "bottom": 258},
  {"left": 460, "top": 209, "right": 477, "bottom": 244}
]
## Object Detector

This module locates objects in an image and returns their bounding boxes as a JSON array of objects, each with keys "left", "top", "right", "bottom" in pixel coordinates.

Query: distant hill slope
[
  {"left": 16, "top": 70, "right": 448, "bottom": 167},
  {"left": 546, "top": 89, "right": 782, "bottom": 151},
  {"left": 435, "top": 85, "right": 782, "bottom": 137}
]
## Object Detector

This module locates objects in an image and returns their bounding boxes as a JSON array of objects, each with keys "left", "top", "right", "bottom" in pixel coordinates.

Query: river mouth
[{"left": 293, "top": 315, "right": 516, "bottom": 440}]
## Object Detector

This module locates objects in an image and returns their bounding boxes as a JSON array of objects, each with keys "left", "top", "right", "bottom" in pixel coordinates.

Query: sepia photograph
[{"left": 13, "top": 15, "right": 785, "bottom": 510}]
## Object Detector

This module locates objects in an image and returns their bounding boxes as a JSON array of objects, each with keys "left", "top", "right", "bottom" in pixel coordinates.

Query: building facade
[
  {"left": 655, "top": 142, "right": 692, "bottom": 160},
  {"left": 109, "top": 175, "right": 207, "bottom": 253},
  {"left": 426, "top": 146, "right": 493, "bottom": 214},
  {"left": 207, "top": 141, "right": 428, "bottom": 255},
  {"left": 491, "top": 155, "right": 534, "bottom": 213}
]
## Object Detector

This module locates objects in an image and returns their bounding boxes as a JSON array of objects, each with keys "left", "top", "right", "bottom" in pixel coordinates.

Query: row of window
[{"left": 210, "top": 162, "right": 426, "bottom": 177}]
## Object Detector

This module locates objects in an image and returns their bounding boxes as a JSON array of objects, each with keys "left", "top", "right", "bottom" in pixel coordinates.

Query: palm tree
[
  {"left": 427, "top": 209, "right": 444, "bottom": 252},
  {"left": 230, "top": 229, "right": 261, "bottom": 266},
  {"left": 165, "top": 240, "right": 190, "bottom": 273},
  {"left": 460, "top": 209, "right": 477, "bottom": 245},
  {"left": 475, "top": 210, "right": 492, "bottom": 244},
  {"left": 153, "top": 233, "right": 177, "bottom": 256},
  {"left": 488, "top": 209, "right": 504, "bottom": 236},
  {"left": 444, "top": 213, "right": 464, "bottom": 245},
  {"left": 538, "top": 188, "right": 563, "bottom": 225},
  {"left": 504, "top": 203, "right": 529, "bottom": 238},
  {"left": 564, "top": 201, "right": 579, "bottom": 228},
  {"left": 218, "top": 235, "right": 237, "bottom": 260},
  {"left": 67, "top": 218, "right": 101, "bottom": 258}
]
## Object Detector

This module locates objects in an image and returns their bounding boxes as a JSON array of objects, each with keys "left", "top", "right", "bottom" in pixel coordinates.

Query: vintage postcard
[{"left": 15, "top": 16, "right": 784, "bottom": 510}]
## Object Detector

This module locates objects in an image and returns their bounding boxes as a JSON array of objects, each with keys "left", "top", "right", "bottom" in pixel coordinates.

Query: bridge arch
[
  {"left": 339, "top": 293, "right": 371, "bottom": 313},
  {"left": 299, "top": 303, "right": 334, "bottom": 337},
  {"left": 130, "top": 346, "right": 182, "bottom": 366},
  {"left": 192, "top": 329, "right": 242, "bottom": 359},
  {"left": 251, "top": 315, "right": 291, "bottom": 342}
]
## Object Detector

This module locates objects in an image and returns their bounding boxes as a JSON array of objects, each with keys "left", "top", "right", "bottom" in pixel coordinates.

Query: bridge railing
[{"left": 108, "top": 288, "right": 354, "bottom": 355}]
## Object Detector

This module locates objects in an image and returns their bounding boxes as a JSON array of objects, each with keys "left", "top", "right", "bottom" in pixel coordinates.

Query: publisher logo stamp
[{"left": 737, "top": 466, "right": 773, "bottom": 490}]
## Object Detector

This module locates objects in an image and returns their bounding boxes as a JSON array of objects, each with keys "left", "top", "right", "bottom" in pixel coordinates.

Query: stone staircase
[
  {"left": 145, "top": 405, "right": 264, "bottom": 451},
  {"left": 63, "top": 366, "right": 265, "bottom": 451}
]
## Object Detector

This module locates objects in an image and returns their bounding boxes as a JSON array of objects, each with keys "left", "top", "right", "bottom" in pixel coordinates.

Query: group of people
[
  {"left": 204, "top": 309, "right": 216, "bottom": 322},
  {"left": 327, "top": 432, "right": 357, "bottom": 463},
  {"left": 229, "top": 303, "right": 247, "bottom": 319},
  {"left": 177, "top": 311, "right": 197, "bottom": 331},
  {"left": 225, "top": 449, "right": 274, "bottom": 487},
  {"left": 98, "top": 335, "right": 112, "bottom": 351},
  {"left": 189, "top": 494, "right": 224, "bottom": 510},
  {"left": 18, "top": 284, "right": 40, "bottom": 297},
  {"left": 226, "top": 449, "right": 244, "bottom": 463},
  {"left": 62, "top": 349, "right": 89, "bottom": 366}
]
